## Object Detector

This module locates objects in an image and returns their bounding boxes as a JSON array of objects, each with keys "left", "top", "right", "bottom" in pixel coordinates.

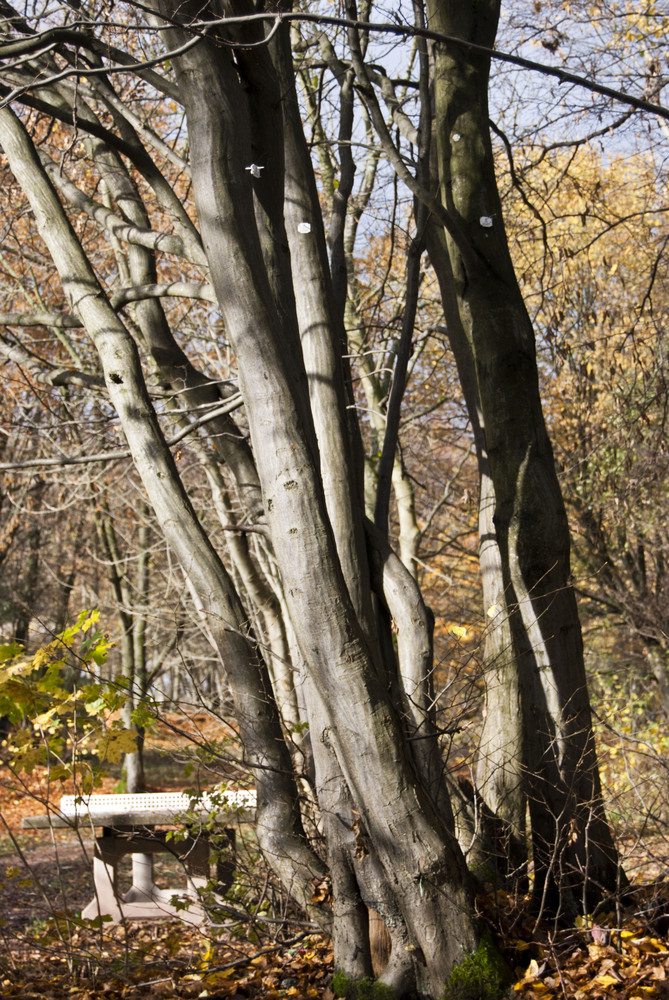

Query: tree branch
[
  {"left": 110, "top": 281, "right": 217, "bottom": 310},
  {"left": 0, "top": 394, "right": 244, "bottom": 471},
  {"left": 3, "top": 11, "right": 667, "bottom": 121}
]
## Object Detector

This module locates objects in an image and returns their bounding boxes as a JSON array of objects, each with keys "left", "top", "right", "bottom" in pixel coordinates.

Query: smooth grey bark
[
  {"left": 186, "top": 432, "right": 304, "bottom": 745},
  {"left": 274, "top": 29, "right": 417, "bottom": 976},
  {"left": 426, "top": 224, "right": 526, "bottom": 881},
  {"left": 229, "top": 21, "right": 389, "bottom": 973},
  {"left": 273, "top": 25, "right": 374, "bottom": 636},
  {"left": 426, "top": 0, "right": 620, "bottom": 913},
  {"left": 0, "top": 103, "right": 329, "bottom": 926},
  {"left": 158, "top": 7, "right": 480, "bottom": 994},
  {"left": 365, "top": 519, "right": 449, "bottom": 814}
]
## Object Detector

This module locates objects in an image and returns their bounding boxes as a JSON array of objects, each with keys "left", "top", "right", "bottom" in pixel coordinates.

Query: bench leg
[{"left": 81, "top": 851, "right": 123, "bottom": 922}]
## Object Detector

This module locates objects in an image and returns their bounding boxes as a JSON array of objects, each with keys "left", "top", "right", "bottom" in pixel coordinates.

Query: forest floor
[{"left": 3, "top": 715, "right": 669, "bottom": 999}]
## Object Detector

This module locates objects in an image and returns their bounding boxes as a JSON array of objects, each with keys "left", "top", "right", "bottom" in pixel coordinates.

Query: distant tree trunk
[
  {"left": 52, "top": 555, "right": 77, "bottom": 637},
  {"left": 126, "top": 514, "right": 151, "bottom": 793},
  {"left": 644, "top": 643, "right": 669, "bottom": 719},
  {"left": 13, "top": 522, "right": 40, "bottom": 645},
  {"left": 427, "top": 0, "right": 621, "bottom": 914},
  {"left": 94, "top": 504, "right": 148, "bottom": 792}
]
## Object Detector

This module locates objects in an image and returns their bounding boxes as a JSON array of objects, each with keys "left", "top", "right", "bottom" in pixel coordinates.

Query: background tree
[{"left": 501, "top": 145, "right": 669, "bottom": 717}]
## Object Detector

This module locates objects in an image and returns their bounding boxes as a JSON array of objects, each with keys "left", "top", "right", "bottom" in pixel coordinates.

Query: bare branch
[
  {"left": 110, "top": 281, "right": 217, "bottom": 310},
  {"left": 0, "top": 310, "right": 82, "bottom": 329},
  {"left": 0, "top": 394, "right": 244, "bottom": 471},
  {"left": 38, "top": 151, "right": 200, "bottom": 263},
  {"left": 0, "top": 335, "right": 104, "bottom": 388}
]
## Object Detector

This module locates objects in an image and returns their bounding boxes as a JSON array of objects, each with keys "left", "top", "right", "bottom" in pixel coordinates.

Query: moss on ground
[
  {"left": 441, "top": 932, "right": 512, "bottom": 1000},
  {"left": 331, "top": 970, "right": 397, "bottom": 1000}
]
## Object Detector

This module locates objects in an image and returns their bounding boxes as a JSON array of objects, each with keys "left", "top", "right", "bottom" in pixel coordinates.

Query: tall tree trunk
[
  {"left": 426, "top": 0, "right": 621, "bottom": 914},
  {"left": 158, "top": 9, "right": 481, "bottom": 994},
  {"left": 426, "top": 223, "right": 526, "bottom": 883}
]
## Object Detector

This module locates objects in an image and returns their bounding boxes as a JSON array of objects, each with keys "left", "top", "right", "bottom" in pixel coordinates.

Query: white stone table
[{"left": 23, "top": 790, "right": 256, "bottom": 925}]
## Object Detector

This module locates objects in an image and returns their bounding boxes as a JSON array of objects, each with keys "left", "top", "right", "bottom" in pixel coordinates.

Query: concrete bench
[{"left": 23, "top": 790, "right": 257, "bottom": 925}]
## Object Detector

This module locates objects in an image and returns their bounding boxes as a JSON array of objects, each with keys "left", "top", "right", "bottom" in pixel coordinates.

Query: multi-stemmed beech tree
[{"left": 0, "top": 0, "right": 633, "bottom": 995}]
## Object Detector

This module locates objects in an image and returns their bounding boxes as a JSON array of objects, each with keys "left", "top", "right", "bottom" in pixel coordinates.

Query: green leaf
[
  {"left": 48, "top": 763, "right": 72, "bottom": 782},
  {"left": 12, "top": 745, "right": 46, "bottom": 775},
  {"left": 0, "top": 642, "right": 23, "bottom": 662},
  {"left": 38, "top": 660, "right": 67, "bottom": 694},
  {"left": 85, "top": 696, "right": 107, "bottom": 716}
]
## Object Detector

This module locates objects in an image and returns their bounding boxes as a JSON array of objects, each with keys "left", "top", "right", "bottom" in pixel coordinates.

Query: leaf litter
[{"left": 4, "top": 764, "right": 669, "bottom": 997}]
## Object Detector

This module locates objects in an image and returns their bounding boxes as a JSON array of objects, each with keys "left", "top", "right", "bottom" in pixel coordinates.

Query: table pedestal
[{"left": 81, "top": 829, "right": 211, "bottom": 925}]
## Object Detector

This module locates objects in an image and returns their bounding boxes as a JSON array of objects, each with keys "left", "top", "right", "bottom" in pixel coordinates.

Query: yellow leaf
[
  {"left": 95, "top": 727, "right": 138, "bottom": 764},
  {"left": 451, "top": 625, "right": 468, "bottom": 638},
  {"left": 34, "top": 706, "right": 58, "bottom": 727},
  {"left": 199, "top": 940, "right": 215, "bottom": 970},
  {"left": 0, "top": 657, "right": 35, "bottom": 680},
  {"left": 594, "top": 975, "right": 619, "bottom": 987},
  {"left": 630, "top": 937, "right": 666, "bottom": 953},
  {"left": 487, "top": 604, "right": 499, "bottom": 618},
  {"left": 203, "top": 970, "right": 234, "bottom": 985},
  {"left": 526, "top": 959, "right": 540, "bottom": 978}
]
